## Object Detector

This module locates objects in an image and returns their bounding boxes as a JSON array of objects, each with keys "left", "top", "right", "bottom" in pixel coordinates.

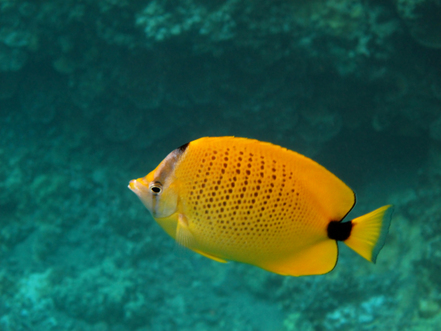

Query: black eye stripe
[{"left": 177, "top": 142, "right": 190, "bottom": 152}]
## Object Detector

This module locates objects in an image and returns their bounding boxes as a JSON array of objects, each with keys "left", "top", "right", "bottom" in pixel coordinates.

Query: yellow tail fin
[{"left": 344, "top": 205, "right": 393, "bottom": 263}]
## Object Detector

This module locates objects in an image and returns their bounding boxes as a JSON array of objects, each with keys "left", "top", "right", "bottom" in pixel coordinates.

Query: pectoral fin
[
  {"left": 176, "top": 214, "right": 196, "bottom": 249},
  {"left": 175, "top": 214, "right": 227, "bottom": 263}
]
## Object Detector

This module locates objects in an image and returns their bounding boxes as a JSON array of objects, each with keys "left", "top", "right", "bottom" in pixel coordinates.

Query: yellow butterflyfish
[{"left": 129, "top": 137, "right": 392, "bottom": 276}]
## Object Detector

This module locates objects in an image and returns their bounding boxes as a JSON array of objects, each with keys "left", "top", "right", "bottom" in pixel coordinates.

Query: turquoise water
[{"left": 1, "top": 1, "right": 441, "bottom": 330}]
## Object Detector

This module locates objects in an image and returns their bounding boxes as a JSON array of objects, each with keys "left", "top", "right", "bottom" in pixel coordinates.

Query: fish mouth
[
  {"left": 128, "top": 179, "right": 138, "bottom": 192},
  {"left": 128, "top": 178, "right": 148, "bottom": 196}
]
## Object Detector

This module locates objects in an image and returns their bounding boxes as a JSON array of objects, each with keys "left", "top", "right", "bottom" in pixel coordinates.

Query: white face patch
[
  {"left": 128, "top": 144, "right": 189, "bottom": 219},
  {"left": 128, "top": 179, "right": 155, "bottom": 214}
]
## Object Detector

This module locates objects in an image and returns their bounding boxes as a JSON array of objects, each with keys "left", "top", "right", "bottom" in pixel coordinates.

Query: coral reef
[{"left": 1, "top": 0, "right": 441, "bottom": 330}]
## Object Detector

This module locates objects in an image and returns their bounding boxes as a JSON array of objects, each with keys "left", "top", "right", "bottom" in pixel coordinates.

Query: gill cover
[{"left": 128, "top": 145, "right": 187, "bottom": 219}]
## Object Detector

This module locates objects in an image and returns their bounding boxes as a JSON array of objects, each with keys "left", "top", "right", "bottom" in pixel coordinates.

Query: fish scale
[
  {"left": 178, "top": 141, "right": 319, "bottom": 261},
  {"left": 129, "top": 136, "right": 393, "bottom": 276}
]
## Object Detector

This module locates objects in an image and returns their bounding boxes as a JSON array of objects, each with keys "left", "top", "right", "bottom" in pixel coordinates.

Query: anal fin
[
  {"left": 193, "top": 249, "right": 228, "bottom": 263},
  {"left": 260, "top": 240, "right": 338, "bottom": 276}
]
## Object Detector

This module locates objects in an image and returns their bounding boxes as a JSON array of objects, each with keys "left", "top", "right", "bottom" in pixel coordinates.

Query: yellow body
[{"left": 129, "top": 137, "right": 392, "bottom": 276}]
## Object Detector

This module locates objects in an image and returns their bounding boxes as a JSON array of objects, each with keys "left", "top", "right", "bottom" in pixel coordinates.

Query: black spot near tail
[
  {"left": 327, "top": 220, "right": 353, "bottom": 241},
  {"left": 177, "top": 142, "right": 190, "bottom": 153}
]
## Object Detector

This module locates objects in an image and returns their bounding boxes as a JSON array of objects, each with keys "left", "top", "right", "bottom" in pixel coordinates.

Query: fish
[{"left": 129, "top": 137, "right": 392, "bottom": 276}]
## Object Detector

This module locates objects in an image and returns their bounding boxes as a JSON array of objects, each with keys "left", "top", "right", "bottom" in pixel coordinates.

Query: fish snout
[
  {"left": 128, "top": 178, "right": 149, "bottom": 197},
  {"left": 129, "top": 177, "right": 162, "bottom": 216}
]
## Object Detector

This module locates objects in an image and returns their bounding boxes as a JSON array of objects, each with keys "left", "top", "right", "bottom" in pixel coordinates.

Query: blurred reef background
[{"left": 1, "top": 0, "right": 441, "bottom": 330}]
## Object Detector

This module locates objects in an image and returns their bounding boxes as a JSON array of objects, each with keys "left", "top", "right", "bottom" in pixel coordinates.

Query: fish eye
[{"left": 150, "top": 182, "right": 163, "bottom": 195}]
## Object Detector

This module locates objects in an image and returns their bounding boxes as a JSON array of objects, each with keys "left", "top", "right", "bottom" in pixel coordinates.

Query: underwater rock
[
  {"left": 52, "top": 258, "right": 149, "bottom": 327},
  {"left": 135, "top": 0, "right": 239, "bottom": 43},
  {"left": 323, "top": 296, "right": 392, "bottom": 330},
  {"left": 0, "top": 44, "right": 28, "bottom": 71},
  {"left": 0, "top": 29, "right": 36, "bottom": 49},
  {"left": 134, "top": 0, "right": 401, "bottom": 76},
  {"left": 284, "top": 312, "right": 314, "bottom": 331},
  {"left": 419, "top": 299, "right": 441, "bottom": 319},
  {"left": 395, "top": 0, "right": 441, "bottom": 48}
]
